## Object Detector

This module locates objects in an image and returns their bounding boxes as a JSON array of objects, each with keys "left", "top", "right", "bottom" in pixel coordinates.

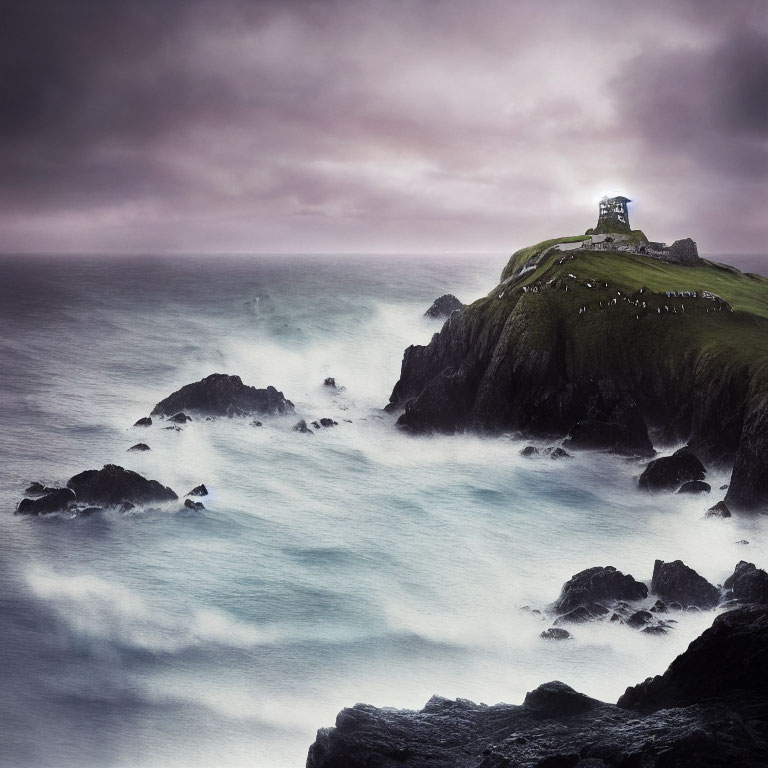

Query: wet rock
[
  {"left": 650, "top": 599, "right": 668, "bottom": 613},
  {"left": 24, "top": 481, "right": 46, "bottom": 496},
  {"left": 735, "top": 539, "right": 749, "bottom": 545},
  {"left": 394, "top": 363, "right": 474, "bottom": 433},
  {"left": 564, "top": 395, "right": 653, "bottom": 457},
  {"left": 520, "top": 445, "right": 539, "bottom": 457},
  {"left": 627, "top": 610, "right": 652, "bottom": 628},
  {"left": 705, "top": 500, "right": 731, "bottom": 518},
  {"left": 424, "top": 294, "right": 465, "bottom": 319},
  {"left": 133, "top": 416, "right": 152, "bottom": 427},
  {"left": 553, "top": 566, "right": 648, "bottom": 614},
  {"left": 168, "top": 412, "right": 192, "bottom": 424},
  {"left": 720, "top": 484, "right": 729, "bottom": 490},
  {"left": 66, "top": 464, "right": 178, "bottom": 506},
  {"left": 723, "top": 561, "right": 768, "bottom": 605},
  {"left": 308, "top": 607, "right": 768, "bottom": 768},
  {"left": 127, "top": 443, "right": 151, "bottom": 452},
  {"left": 523, "top": 681, "right": 599, "bottom": 717},
  {"left": 16, "top": 488, "right": 76, "bottom": 515},
  {"left": 151, "top": 373, "right": 294, "bottom": 418},
  {"left": 293, "top": 419, "right": 313, "bottom": 434},
  {"left": 184, "top": 499, "right": 205, "bottom": 511},
  {"left": 725, "top": 400, "right": 768, "bottom": 511},
  {"left": 323, "top": 377, "right": 337, "bottom": 388},
  {"left": 78, "top": 506, "right": 103, "bottom": 516},
  {"left": 554, "top": 603, "right": 608, "bottom": 625},
  {"left": 677, "top": 480, "right": 711, "bottom": 494},
  {"left": 250, "top": 420, "right": 262, "bottom": 427},
  {"left": 638, "top": 446, "right": 706, "bottom": 492},
  {"left": 641, "top": 624, "right": 668, "bottom": 635},
  {"left": 541, "top": 628, "right": 571, "bottom": 640},
  {"left": 619, "top": 606, "right": 768, "bottom": 709},
  {"left": 651, "top": 559, "right": 720, "bottom": 609},
  {"left": 186, "top": 484, "right": 208, "bottom": 497},
  {"left": 164, "top": 425, "right": 182, "bottom": 431},
  {"left": 311, "top": 418, "right": 338, "bottom": 428},
  {"left": 544, "top": 446, "right": 571, "bottom": 459}
]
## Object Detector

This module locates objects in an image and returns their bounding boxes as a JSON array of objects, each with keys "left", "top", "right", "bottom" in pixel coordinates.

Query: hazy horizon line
[{"left": 1, "top": 250, "right": 765, "bottom": 259}]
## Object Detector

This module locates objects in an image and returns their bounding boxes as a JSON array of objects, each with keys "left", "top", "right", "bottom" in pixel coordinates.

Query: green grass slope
[
  {"left": 483, "top": 240, "right": 768, "bottom": 397},
  {"left": 500, "top": 235, "right": 590, "bottom": 282}
]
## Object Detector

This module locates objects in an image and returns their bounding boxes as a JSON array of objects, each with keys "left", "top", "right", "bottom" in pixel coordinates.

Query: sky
[{"left": 1, "top": 0, "right": 766, "bottom": 255}]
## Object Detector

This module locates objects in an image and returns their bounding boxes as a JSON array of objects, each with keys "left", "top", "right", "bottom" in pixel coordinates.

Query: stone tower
[{"left": 593, "top": 196, "right": 632, "bottom": 235}]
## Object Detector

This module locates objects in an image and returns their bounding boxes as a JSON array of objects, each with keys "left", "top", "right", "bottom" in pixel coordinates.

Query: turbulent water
[{"left": 1, "top": 253, "right": 767, "bottom": 768}]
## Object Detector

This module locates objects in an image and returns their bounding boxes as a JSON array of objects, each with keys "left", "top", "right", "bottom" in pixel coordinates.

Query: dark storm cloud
[
  {"left": 0, "top": 0, "right": 766, "bottom": 253},
  {"left": 618, "top": 26, "right": 768, "bottom": 178}
]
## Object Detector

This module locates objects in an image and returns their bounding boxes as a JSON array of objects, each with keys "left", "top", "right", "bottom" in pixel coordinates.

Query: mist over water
[{"left": 1, "top": 253, "right": 766, "bottom": 768}]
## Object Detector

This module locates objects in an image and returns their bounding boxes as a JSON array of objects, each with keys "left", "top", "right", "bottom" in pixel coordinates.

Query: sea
[{"left": 1, "top": 252, "right": 767, "bottom": 768}]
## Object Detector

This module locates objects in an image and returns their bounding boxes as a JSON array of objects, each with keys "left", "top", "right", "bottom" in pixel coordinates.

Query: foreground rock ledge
[{"left": 307, "top": 607, "right": 768, "bottom": 767}]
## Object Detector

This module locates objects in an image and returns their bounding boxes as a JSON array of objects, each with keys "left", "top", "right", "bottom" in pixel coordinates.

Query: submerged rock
[
  {"left": 167, "top": 412, "right": 192, "bottom": 424},
  {"left": 642, "top": 624, "right": 669, "bottom": 635},
  {"left": 627, "top": 609, "right": 653, "bottom": 628},
  {"left": 133, "top": 416, "right": 152, "bottom": 427},
  {"left": 66, "top": 464, "right": 177, "bottom": 507},
  {"left": 311, "top": 418, "right": 338, "bottom": 429},
  {"left": 706, "top": 500, "right": 731, "bottom": 518},
  {"left": 554, "top": 603, "right": 608, "bottom": 625},
  {"left": 16, "top": 488, "right": 76, "bottom": 515},
  {"left": 293, "top": 419, "right": 313, "bottom": 434},
  {"left": 184, "top": 499, "right": 205, "bottom": 511},
  {"left": 723, "top": 561, "right": 768, "bottom": 605},
  {"left": 540, "top": 627, "right": 571, "bottom": 640},
  {"left": 151, "top": 373, "right": 294, "bottom": 418},
  {"left": 424, "top": 294, "right": 465, "bottom": 319},
  {"left": 520, "top": 445, "right": 539, "bottom": 457},
  {"left": 127, "top": 443, "right": 151, "bottom": 452},
  {"left": 552, "top": 565, "right": 648, "bottom": 613},
  {"left": 677, "top": 479, "right": 711, "bottom": 494},
  {"left": 186, "top": 484, "right": 208, "bottom": 497},
  {"left": 638, "top": 446, "right": 706, "bottom": 492},
  {"left": 651, "top": 559, "right": 720, "bottom": 609}
]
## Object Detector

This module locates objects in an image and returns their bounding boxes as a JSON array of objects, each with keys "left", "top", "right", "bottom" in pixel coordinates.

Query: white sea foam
[{"left": 1, "top": 254, "right": 767, "bottom": 768}]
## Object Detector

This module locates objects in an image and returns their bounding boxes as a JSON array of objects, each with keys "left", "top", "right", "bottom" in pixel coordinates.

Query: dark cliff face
[
  {"left": 726, "top": 398, "right": 768, "bottom": 510},
  {"left": 307, "top": 607, "right": 768, "bottom": 768},
  {"left": 387, "top": 277, "right": 768, "bottom": 506},
  {"left": 618, "top": 606, "right": 768, "bottom": 710}
]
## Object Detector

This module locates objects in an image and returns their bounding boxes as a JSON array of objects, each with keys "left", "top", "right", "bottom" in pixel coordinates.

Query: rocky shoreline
[
  {"left": 387, "top": 258, "right": 768, "bottom": 512},
  {"left": 307, "top": 571, "right": 768, "bottom": 767}
]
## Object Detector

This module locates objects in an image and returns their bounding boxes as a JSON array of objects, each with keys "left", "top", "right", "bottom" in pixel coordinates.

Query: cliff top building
[{"left": 593, "top": 195, "right": 632, "bottom": 234}]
